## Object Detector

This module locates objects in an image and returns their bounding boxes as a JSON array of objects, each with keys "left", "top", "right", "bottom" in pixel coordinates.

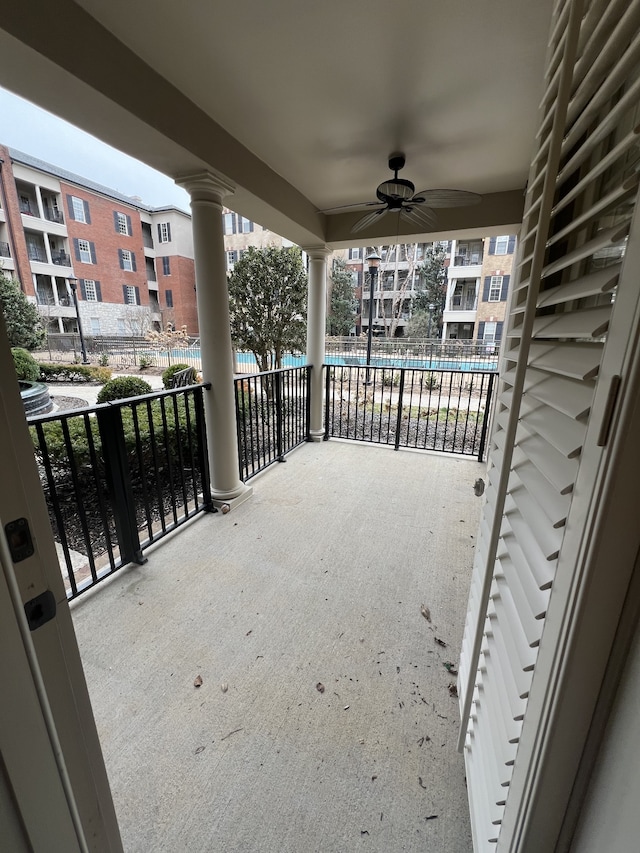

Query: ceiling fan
[{"left": 325, "top": 153, "right": 482, "bottom": 233}]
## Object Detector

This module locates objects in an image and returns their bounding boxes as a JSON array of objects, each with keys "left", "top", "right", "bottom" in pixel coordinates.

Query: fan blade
[
  {"left": 320, "top": 200, "right": 384, "bottom": 213},
  {"left": 400, "top": 206, "right": 437, "bottom": 229},
  {"left": 351, "top": 208, "right": 389, "bottom": 233},
  {"left": 411, "top": 189, "right": 482, "bottom": 208}
]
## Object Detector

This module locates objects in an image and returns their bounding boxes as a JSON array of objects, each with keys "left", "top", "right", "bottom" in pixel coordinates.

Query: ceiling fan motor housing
[{"left": 376, "top": 178, "right": 415, "bottom": 203}]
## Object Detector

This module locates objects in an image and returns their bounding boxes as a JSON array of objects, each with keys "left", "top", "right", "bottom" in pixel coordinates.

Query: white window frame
[
  {"left": 90, "top": 317, "right": 101, "bottom": 335},
  {"left": 488, "top": 275, "right": 503, "bottom": 302},
  {"left": 240, "top": 216, "right": 251, "bottom": 233},
  {"left": 495, "top": 235, "right": 510, "bottom": 255},
  {"left": 117, "top": 318, "right": 126, "bottom": 336},
  {"left": 72, "top": 197, "right": 86, "bottom": 223},
  {"left": 84, "top": 280, "right": 97, "bottom": 302},
  {"left": 116, "top": 212, "right": 129, "bottom": 236},
  {"left": 227, "top": 250, "right": 237, "bottom": 267},
  {"left": 223, "top": 213, "right": 234, "bottom": 235},
  {"left": 349, "top": 248, "right": 361, "bottom": 260},
  {"left": 78, "top": 239, "right": 92, "bottom": 264},
  {"left": 158, "top": 222, "right": 171, "bottom": 243},
  {"left": 124, "top": 285, "right": 137, "bottom": 305},
  {"left": 483, "top": 321, "right": 497, "bottom": 343},
  {"left": 121, "top": 249, "right": 133, "bottom": 272}
]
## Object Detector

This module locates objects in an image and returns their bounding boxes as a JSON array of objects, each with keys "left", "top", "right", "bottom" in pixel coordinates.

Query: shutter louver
[
  {"left": 131, "top": 252, "right": 137, "bottom": 272},
  {"left": 488, "top": 237, "right": 497, "bottom": 255},
  {"left": 83, "top": 200, "right": 91, "bottom": 224},
  {"left": 73, "top": 238, "right": 80, "bottom": 261},
  {"left": 89, "top": 243, "right": 97, "bottom": 265},
  {"left": 458, "top": 1, "right": 639, "bottom": 848},
  {"left": 80, "top": 279, "right": 86, "bottom": 299},
  {"left": 95, "top": 281, "right": 102, "bottom": 302},
  {"left": 113, "top": 211, "right": 119, "bottom": 233},
  {"left": 483, "top": 277, "right": 491, "bottom": 301}
]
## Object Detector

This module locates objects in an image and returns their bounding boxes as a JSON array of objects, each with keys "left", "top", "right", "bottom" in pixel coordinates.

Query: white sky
[{"left": 0, "top": 87, "right": 190, "bottom": 211}]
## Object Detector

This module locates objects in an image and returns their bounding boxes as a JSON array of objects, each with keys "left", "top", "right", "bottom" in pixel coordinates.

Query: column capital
[
  {"left": 175, "top": 170, "right": 236, "bottom": 204},
  {"left": 301, "top": 245, "right": 332, "bottom": 260}
]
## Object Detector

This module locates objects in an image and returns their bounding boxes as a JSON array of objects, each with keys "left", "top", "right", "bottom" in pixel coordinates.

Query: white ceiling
[{"left": 0, "top": 0, "right": 555, "bottom": 245}]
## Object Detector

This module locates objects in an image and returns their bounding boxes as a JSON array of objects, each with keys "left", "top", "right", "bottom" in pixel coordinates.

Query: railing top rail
[
  {"left": 322, "top": 363, "right": 497, "bottom": 376},
  {"left": 235, "top": 363, "right": 311, "bottom": 381},
  {"left": 27, "top": 382, "right": 211, "bottom": 426}
]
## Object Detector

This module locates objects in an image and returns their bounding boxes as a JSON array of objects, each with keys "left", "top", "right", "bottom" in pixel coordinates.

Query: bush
[
  {"left": 12, "top": 347, "right": 40, "bottom": 381},
  {"left": 138, "top": 354, "right": 153, "bottom": 369},
  {"left": 97, "top": 376, "right": 153, "bottom": 404},
  {"left": 97, "top": 352, "right": 109, "bottom": 367},
  {"left": 162, "top": 363, "right": 190, "bottom": 389},
  {"left": 39, "top": 363, "right": 112, "bottom": 384}
]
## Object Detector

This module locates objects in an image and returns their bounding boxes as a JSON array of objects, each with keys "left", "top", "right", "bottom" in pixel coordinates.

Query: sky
[{"left": 0, "top": 87, "right": 190, "bottom": 211}]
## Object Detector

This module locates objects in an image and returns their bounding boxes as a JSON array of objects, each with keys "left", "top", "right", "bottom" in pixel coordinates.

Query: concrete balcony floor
[{"left": 71, "top": 440, "right": 484, "bottom": 852}]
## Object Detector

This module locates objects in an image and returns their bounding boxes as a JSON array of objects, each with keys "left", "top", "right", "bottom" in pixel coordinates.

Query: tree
[
  {"left": 370, "top": 244, "right": 423, "bottom": 338},
  {"left": 145, "top": 322, "right": 190, "bottom": 366},
  {"left": 0, "top": 271, "right": 46, "bottom": 350},
  {"left": 327, "top": 257, "right": 355, "bottom": 335},
  {"left": 414, "top": 244, "right": 447, "bottom": 338},
  {"left": 228, "top": 246, "right": 307, "bottom": 371}
]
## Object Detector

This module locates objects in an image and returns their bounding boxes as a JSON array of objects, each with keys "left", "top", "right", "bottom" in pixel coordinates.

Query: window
[
  {"left": 117, "top": 319, "right": 126, "bottom": 336},
  {"left": 84, "top": 280, "right": 97, "bottom": 301},
  {"left": 157, "top": 222, "right": 171, "bottom": 243},
  {"left": 239, "top": 216, "right": 253, "bottom": 233},
  {"left": 227, "top": 250, "right": 238, "bottom": 267},
  {"left": 165, "top": 290, "right": 173, "bottom": 308},
  {"left": 78, "top": 239, "right": 92, "bottom": 264},
  {"left": 120, "top": 249, "right": 133, "bottom": 271},
  {"left": 223, "top": 213, "right": 235, "bottom": 235},
  {"left": 348, "top": 248, "right": 361, "bottom": 260},
  {"left": 71, "top": 196, "right": 87, "bottom": 223},
  {"left": 483, "top": 321, "right": 497, "bottom": 342},
  {"left": 489, "top": 275, "right": 503, "bottom": 302},
  {"left": 124, "top": 285, "right": 137, "bottom": 305},
  {"left": 494, "top": 235, "right": 509, "bottom": 255},
  {"left": 90, "top": 318, "right": 101, "bottom": 335},
  {"left": 115, "top": 212, "right": 131, "bottom": 235},
  {"left": 162, "top": 256, "right": 171, "bottom": 276}
]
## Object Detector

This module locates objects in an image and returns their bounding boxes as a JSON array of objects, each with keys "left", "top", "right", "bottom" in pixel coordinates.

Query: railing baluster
[{"left": 394, "top": 369, "right": 406, "bottom": 451}]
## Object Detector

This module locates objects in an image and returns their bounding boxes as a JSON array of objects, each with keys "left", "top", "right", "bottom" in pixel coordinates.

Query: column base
[
  {"left": 308, "top": 429, "right": 325, "bottom": 442},
  {"left": 211, "top": 483, "right": 253, "bottom": 513}
]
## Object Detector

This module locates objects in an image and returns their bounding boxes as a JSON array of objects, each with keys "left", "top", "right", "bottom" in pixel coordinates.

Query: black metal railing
[
  {"left": 44, "top": 208, "right": 64, "bottom": 224},
  {"left": 234, "top": 366, "right": 311, "bottom": 481},
  {"left": 51, "top": 251, "right": 71, "bottom": 266},
  {"left": 27, "top": 246, "right": 48, "bottom": 262},
  {"left": 324, "top": 364, "right": 495, "bottom": 461},
  {"left": 324, "top": 336, "right": 500, "bottom": 369},
  {"left": 28, "top": 385, "right": 212, "bottom": 600}
]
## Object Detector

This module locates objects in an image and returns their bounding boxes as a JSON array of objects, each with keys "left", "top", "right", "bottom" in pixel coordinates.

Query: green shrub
[
  {"left": 38, "top": 363, "right": 112, "bottom": 383},
  {"left": 162, "top": 363, "right": 190, "bottom": 388},
  {"left": 138, "top": 354, "right": 153, "bottom": 369},
  {"left": 12, "top": 347, "right": 40, "bottom": 381},
  {"left": 97, "top": 376, "right": 153, "bottom": 404},
  {"left": 97, "top": 352, "right": 109, "bottom": 367}
]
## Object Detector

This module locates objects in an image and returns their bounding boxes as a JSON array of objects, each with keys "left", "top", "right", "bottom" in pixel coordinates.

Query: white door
[{"left": 0, "top": 312, "right": 122, "bottom": 851}]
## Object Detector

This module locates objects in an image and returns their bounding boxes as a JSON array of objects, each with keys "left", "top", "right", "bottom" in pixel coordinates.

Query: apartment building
[
  {"left": 442, "top": 234, "right": 517, "bottom": 345},
  {"left": 0, "top": 145, "right": 198, "bottom": 335}
]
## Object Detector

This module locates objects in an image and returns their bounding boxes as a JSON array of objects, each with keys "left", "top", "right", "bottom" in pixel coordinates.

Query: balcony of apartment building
[
  {"left": 148, "top": 291, "right": 161, "bottom": 323},
  {"left": 25, "top": 352, "right": 491, "bottom": 850},
  {"left": 15, "top": 180, "right": 66, "bottom": 235},
  {"left": 141, "top": 221, "right": 155, "bottom": 252},
  {"left": 449, "top": 240, "right": 483, "bottom": 280},
  {"left": 26, "top": 231, "right": 72, "bottom": 273},
  {"left": 34, "top": 273, "right": 76, "bottom": 318},
  {"left": 443, "top": 279, "right": 477, "bottom": 324}
]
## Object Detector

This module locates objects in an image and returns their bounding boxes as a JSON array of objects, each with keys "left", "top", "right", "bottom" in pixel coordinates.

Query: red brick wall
[
  {"left": 157, "top": 253, "right": 198, "bottom": 334},
  {"left": 0, "top": 145, "right": 35, "bottom": 293},
  {"left": 60, "top": 181, "right": 149, "bottom": 307}
]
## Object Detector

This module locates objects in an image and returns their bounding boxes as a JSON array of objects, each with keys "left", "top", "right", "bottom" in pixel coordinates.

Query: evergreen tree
[
  {"left": 327, "top": 257, "right": 355, "bottom": 335},
  {"left": 228, "top": 246, "right": 307, "bottom": 371},
  {"left": 0, "top": 272, "right": 46, "bottom": 350}
]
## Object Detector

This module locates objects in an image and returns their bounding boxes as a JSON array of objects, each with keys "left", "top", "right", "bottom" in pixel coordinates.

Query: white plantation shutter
[{"left": 458, "top": 0, "right": 640, "bottom": 849}]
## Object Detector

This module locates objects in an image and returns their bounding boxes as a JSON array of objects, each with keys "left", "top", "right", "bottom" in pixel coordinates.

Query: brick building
[{"left": 0, "top": 145, "right": 198, "bottom": 335}]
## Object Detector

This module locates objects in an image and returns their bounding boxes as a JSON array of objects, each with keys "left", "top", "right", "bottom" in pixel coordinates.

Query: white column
[
  {"left": 303, "top": 246, "right": 330, "bottom": 441},
  {"left": 176, "top": 171, "right": 251, "bottom": 507}
]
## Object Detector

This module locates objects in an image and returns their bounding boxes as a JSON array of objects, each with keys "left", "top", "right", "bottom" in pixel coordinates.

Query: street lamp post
[
  {"left": 365, "top": 251, "right": 381, "bottom": 384},
  {"left": 68, "top": 277, "right": 90, "bottom": 364},
  {"left": 427, "top": 302, "right": 436, "bottom": 339}
]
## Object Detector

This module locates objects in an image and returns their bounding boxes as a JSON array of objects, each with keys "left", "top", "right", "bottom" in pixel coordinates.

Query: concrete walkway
[
  {"left": 47, "top": 371, "right": 165, "bottom": 408},
  {"left": 71, "top": 441, "right": 484, "bottom": 852}
]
